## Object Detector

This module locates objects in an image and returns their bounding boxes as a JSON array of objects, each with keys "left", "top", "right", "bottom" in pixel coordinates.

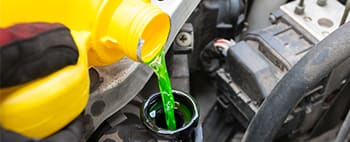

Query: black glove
[
  {"left": 0, "top": 22, "right": 79, "bottom": 88},
  {"left": 0, "top": 22, "right": 82, "bottom": 142}
]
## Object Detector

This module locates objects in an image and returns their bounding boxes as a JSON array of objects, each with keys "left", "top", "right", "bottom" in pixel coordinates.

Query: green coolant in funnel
[{"left": 146, "top": 51, "right": 176, "bottom": 130}]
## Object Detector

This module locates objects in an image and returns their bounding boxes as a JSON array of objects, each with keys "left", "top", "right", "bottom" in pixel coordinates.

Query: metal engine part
[{"left": 280, "top": 0, "right": 350, "bottom": 41}]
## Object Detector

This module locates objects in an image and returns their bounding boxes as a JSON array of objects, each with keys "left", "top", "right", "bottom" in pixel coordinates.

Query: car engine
[{"left": 82, "top": 0, "right": 350, "bottom": 141}]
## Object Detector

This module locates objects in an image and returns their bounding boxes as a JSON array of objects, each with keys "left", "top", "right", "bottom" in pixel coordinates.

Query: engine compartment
[{"left": 85, "top": 0, "right": 350, "bottom": 141}]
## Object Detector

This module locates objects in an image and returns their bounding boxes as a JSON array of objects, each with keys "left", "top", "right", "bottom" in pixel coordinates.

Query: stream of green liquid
[{"left": 146, "top": 51, "right": 177, "bottom": 130}]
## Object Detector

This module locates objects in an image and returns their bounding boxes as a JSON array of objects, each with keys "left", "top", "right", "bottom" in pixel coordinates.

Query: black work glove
[
  {"left": 0, "top": 22, "right": 79, "bottom": 87},
  {"left": 0, "top": 22, "right": 82, "bottom": 142}
]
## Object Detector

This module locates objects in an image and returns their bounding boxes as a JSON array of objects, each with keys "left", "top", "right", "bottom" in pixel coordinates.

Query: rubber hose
[{"left": 242, "top": 22, "right": 350, "bottom": 142}]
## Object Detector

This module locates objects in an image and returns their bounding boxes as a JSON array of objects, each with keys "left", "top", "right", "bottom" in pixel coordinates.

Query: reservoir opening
[{"left": 155, "top": 109, "right": 185, "bottom": 129}]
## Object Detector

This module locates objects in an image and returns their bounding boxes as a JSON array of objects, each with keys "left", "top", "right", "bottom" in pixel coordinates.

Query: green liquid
[{"left": 146, "top": 51, "right": 176, "bottom": 130}]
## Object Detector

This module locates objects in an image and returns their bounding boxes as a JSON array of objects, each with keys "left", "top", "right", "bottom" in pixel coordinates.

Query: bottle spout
[{"left": 89, "top": 0, "right": 170, "bottom": 66}]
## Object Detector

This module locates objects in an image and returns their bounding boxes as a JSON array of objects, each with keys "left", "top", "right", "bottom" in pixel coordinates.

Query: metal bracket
[{"left": 281, "top": 0, "right": 350, "bottom": 41}]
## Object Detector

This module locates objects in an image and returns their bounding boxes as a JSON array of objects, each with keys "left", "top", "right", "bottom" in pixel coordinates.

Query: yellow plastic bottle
[{"left": 0, "top": 0, "right": 170, "bottom": 138}]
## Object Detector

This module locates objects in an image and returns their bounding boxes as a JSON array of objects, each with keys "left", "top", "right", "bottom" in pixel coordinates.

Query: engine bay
[
  {"left": 0, "top": 0, "right": 350, "bottom": 142},
  {"left": 82, "top": 0, "right": 350, "bottom": 141}
]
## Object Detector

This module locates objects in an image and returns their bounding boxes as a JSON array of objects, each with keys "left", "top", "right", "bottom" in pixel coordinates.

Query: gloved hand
[
  {"left": 0, "top": 23, "right": 82, "bottom": 142},
  {"left": 0, "top": 22, "right": 79, "bottom": 87}
]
